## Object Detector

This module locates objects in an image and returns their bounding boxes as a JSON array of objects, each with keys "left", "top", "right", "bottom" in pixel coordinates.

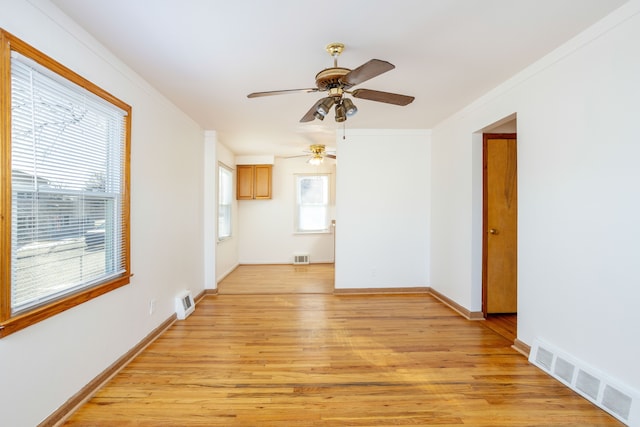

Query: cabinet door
[
  {"left": 236, "top": 165, "right": 254, "bottom": 200},
  {"left": 254, "top": 165, "right": 272, "bottom": 199}
]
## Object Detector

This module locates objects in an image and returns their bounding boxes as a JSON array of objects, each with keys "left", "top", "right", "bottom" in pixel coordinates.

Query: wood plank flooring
[
  {"left": 218, "top": 264, "right": 335, "bottom": 295},
  {"left": 482, "top": 313, "right": 517, "bottom": 343},
  {"left": 64, "top": 264, "right": 621, "bottom": 426}
]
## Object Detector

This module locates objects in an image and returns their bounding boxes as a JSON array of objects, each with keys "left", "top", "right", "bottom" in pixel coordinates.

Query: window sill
[{"left": 294, "top": 230, "right": 332, "bottom": 235}]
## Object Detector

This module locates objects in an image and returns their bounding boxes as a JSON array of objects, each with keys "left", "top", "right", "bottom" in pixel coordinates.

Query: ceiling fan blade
[
  {"left": 300, "top": 98, "right": 327, "bottom": 122},
  {"left": 325, "top": 154, "right": 337, "bottom": 159},
  {"left": 341, "top": 59, "right": 395, "bottom": 87},
  {"left": 247, "top": 88, "right": 318, "bottom": 98},
  {"left": 351, "top": 88, "right": 415, "bottom": 106}
]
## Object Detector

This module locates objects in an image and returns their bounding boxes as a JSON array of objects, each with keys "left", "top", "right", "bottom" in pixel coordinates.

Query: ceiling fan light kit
[
  {"left": 342, "top": 98, "right": 358, "bottom": 116},
  {"left": 247, "top": 43, "right": 414, "bottom": 123},
  {"left": 308, "top": 155, "right": 324, "bottom": 166},
  {"left": 334, "top": 103, "right": 346, "bottom": 122},
  {"left": 308, "top": 144, "right": 329, "bottom": 165},
  {"left": 286, "top": 143, "right": 336, "bottom": 165},
  {"left": 317, "top": 97, "right": 336, "bottom": 116}
]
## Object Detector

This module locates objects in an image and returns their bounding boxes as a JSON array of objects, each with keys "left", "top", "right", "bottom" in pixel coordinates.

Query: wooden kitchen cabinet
[{"left": 236, "top": 164, "right": 272, "bottom": 200}]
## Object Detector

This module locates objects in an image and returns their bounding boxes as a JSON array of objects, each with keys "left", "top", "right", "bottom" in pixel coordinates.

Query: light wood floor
[
  {"left": 64, "top": 264, "right": 621, "bottom": 426},
  {"left": 218, "top": 264, "right": 335, "bottom": 295},
  {"left": 483, "top": 313, "right": 517, "bottom": 343}
]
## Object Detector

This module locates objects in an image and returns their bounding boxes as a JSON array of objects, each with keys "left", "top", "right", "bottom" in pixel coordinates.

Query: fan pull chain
[{"left": 343, "top": 122, "right": 346, "bottom": 140}]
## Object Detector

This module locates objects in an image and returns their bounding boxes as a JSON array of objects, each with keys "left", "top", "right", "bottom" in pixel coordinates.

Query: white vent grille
[
  {"left": 603, "top": 384, "right": 633, "bottom": 421},
  {"left": 576, "top": 369, "right": 601, "bottom": 400},
  {"left": 293, "top": 254, "right": 309, "bottom": 265},
  {"left": 175, "top": 290, "right": 195, "bottom": 320},
  {"left": 554, "top": 357, "right": 576, "bottom": 384},
  {"left": 535, "top": 346, "right": 554, "bottom": 370},
  {"left": 530, "top": 339, "right": 638, "bottom": 425}
]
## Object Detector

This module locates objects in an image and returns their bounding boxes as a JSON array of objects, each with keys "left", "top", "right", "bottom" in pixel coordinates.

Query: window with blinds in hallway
[
  {"left": 0, "top": 29, "right": 131, "bottom": 337},
  {"left": 218, "top": 163, "right": 232, "bottom": 240}
]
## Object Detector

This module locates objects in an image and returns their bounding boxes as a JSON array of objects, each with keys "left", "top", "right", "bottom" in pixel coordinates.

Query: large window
[
  {"left": 218, "top": 163, "right": 232, "bottom": 240},
  {"left": 295, "top": 174, "right": 330, "bottom": 233},
  {"left": 0, "top": 30, "right": 131, "bottom": 337}
]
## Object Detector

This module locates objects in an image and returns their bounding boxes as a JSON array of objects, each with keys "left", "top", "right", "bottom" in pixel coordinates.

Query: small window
[
  {"left": 295, "top": 174, "right": 330, "bottom": 233},
  {"left": 218, "top": 164, "right": 232, "bottom": 240},
  {"left": 0, "top": 30, "right": 131, "bottom": 337}
]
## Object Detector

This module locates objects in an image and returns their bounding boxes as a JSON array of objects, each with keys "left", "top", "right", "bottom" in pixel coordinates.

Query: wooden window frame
[{"left": 0, "top": 29, "right": 131, "bottom": 338}]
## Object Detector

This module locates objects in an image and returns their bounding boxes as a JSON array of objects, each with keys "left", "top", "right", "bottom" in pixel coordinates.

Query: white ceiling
[{"left": 51, "top": 0, "right": 627, "bottom": 157}]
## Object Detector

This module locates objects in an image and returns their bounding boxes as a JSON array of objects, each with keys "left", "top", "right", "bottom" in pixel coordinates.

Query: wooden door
[{"left": 483, "top": 134, "right": 517, "bottom": 314}]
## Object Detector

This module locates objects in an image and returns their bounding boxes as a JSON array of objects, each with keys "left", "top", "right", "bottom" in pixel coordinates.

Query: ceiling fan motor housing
[
  {"left": 309, "top": 144, "right": 326, "bottom": 155},
  {"left": 315, "top": 68, "right": 353, "bottom": 94}
]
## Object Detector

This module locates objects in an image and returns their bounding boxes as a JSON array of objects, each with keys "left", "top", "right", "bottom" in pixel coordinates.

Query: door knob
[{"left": 488, "top": 228, "right": 499, "bottom": 235}]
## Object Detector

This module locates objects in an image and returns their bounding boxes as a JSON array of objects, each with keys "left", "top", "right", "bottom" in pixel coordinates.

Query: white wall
[
  {"left": 431, "top": 0, "right": 640, "bottom": 394},
  {"left": 238, "top": 156, "right": 336, "bottom": 264},
  {"left": 216, "top": 141, "right": 239, "bottom": 280},
  {"left": 335, "top": 129, "right": 431, "bottom": 289},
  {"left": 0, "top": 2, "right": 205, "bottom": 425},
  {"left": 4, "top": 1, "right": 638, "bottom": 425}
]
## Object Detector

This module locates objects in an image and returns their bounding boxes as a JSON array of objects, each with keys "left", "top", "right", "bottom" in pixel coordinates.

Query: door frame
[{"left": 482, "top": 133, "right": 517, "bottom": 317}]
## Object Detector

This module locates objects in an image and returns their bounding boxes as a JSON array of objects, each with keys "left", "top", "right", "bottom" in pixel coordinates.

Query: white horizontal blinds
[{"left": 10, "top": 52, "right": 127, "bottom": 314}]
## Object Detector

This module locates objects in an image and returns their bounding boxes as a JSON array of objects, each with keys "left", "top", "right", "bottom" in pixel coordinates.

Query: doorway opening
[{"left": 480, "top": 117, "right": 518, "bottom": 342}]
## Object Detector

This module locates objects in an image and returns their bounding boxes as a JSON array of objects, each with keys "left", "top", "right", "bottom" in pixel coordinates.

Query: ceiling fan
[
  {"left": 287, "top": 144, "right": 336, "bottom": 165},
  {"left": 247, "top": 43, "right": 415, "bottom": 123}
]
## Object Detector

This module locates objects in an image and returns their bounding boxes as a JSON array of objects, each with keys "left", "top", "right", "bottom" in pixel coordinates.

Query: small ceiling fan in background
[
  {"left": 287, "top": 144, "right": 336, "bottom": 165},
  {"left": 248, "top": 43, "right": 415, "bottom": 123}
]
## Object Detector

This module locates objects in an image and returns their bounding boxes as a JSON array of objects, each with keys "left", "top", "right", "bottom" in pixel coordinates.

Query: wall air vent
[
  {"left": 293, "top": 254, "right": 310, "bottom": 265},
  {"left": 603, "top": 384, "right": 633, "bottom": 421},
  {"left": 530, "top": 339, "right": 638, "bottom": 425},
  {"left": 175, "top": 290, "right": 195, "bottom": 320},
  {"left": 553, "top": 356, "right": 576, "bottom": 384},
  {"left": 576, "top": 369, "right": 601, "bottom": 401},
  {"left": 535, "top": 345, "right": 554, "bottom": 370}
]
